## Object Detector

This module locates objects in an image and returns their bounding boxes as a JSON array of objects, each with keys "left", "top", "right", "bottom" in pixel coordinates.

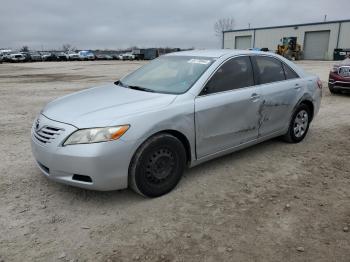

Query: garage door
[
  {"left": 303, "top": 31, "right": 330, "bottom": 60},
  {"left": 235, "top": 35, "right": 252, "bottom": 50}
]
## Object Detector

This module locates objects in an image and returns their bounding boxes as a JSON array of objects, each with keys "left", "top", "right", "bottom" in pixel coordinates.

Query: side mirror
[{"left": 200, "top": 83, "right": 212, "bottom": 96}]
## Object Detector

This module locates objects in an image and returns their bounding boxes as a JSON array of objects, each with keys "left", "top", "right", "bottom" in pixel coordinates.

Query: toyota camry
[{"left": 31, "top": 50, "right": 322, "bottom": 197}]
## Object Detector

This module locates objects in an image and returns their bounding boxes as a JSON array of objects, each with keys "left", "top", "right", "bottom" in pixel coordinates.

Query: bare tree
[
  {"left": 214, "top": 18, "right": 235, "bottom": 46},
  {"left": 62, "top": 44, "right": 76, "bottom": 52},
  {"left": 20, "top": 46, "right": 29, "bottom": 52}
]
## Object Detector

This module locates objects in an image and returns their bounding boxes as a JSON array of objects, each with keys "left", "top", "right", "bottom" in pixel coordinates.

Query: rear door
[
  {"left": 252, "top": 56, "right": 300, "bottom": 137},
  {"left": 195, "top": 56, "right": 261, "bottom": 158}
]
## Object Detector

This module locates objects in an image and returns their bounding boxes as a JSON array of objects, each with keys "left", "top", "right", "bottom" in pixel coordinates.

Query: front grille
[
  {"left": 34, "top": 126, "right": 63, "bottom": 144},
  {"left": 338, "top": 66, "right": 350, "bottom": 78}
]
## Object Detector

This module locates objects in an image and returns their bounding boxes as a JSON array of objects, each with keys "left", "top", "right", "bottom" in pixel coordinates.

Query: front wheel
[
  {"left": 283, "top": 104, "right": 311, "bottom": 143},
  {"left": 329, "top": 85, "right": 340, "bottom": 94},
  {"left": 129, "top": 134, "right": 186, "bottom": 197}
]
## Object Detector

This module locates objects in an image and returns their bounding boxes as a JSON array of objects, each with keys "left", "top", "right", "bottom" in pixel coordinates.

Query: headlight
[
  {"left": 63, "top": 125, "right": 129, "bottom": 146},
  {"left": 331, "top": 66, "right": 339, "bottom": 73}
]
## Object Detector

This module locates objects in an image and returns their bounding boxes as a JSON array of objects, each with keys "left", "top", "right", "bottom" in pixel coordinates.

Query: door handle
[{"left": 250, "top": 93, "right": 260, "bottom": 101}]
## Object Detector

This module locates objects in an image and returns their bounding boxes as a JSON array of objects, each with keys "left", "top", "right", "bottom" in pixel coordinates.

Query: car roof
[
  {"left": 166, "top": 49, "right": 265, "bottom": 58},
  {"left": 166, "top": 49, "right": 306, "bottom": 78}
]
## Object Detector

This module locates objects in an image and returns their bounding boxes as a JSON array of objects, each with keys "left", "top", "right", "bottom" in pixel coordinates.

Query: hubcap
[
  {"left": 293, "top": 110, "right": 308, "bottom": 138},
  {"left": 145, "top": 148, "right": 175, "bottom": 184}
]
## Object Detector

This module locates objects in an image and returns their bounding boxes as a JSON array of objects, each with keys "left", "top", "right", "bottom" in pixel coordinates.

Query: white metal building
[{"left": 223, "top": 19, "right": 350, "bottom": 60}]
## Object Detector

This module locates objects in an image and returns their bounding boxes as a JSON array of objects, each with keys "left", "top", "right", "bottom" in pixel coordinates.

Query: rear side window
[
  {"left": 254, "top": 56, "right": 285, "bottom": 84},
  {"left": 203, "top": 56, "right": 254, "bottom": 94},
  {"left": 283, "top": 63, "right": 299, "bottom": 79}
]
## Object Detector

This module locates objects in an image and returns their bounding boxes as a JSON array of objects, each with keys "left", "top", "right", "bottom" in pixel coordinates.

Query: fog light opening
[{"left": 72, "top": 174, "right": 93, "bottom": 183}]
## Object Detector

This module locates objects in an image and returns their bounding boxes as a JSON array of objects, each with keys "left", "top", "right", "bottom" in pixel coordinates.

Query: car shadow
[
  {"left": 182, "top": 137, "right": 285, "bottom": 183},
  {"left": 46, "top": 137, "right": 287, "bottom": 207}
]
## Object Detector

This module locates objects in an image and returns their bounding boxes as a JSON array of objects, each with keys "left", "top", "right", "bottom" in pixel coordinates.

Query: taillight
[{"left": 317, "top": 79, "right": 322, "bottom": 89}]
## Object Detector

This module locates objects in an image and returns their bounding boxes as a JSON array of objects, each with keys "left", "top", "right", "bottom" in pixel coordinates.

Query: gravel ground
[{"left": 0, "top": 60, "right": 349, "bottom": 262}]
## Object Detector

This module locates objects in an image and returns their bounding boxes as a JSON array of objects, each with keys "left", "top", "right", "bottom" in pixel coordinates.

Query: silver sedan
[{"left": 31, "top": 50, "right": 322, "bottom": 197}]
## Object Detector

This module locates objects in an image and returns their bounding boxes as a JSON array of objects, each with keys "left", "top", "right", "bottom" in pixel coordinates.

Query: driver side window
[{"left": 202, "top": 56, "right": 254, "bottom": 95}]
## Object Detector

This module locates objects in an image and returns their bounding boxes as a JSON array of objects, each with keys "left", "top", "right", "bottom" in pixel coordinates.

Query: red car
[{"left": 329, "top": 58, "right": 350, "bottom": 94}]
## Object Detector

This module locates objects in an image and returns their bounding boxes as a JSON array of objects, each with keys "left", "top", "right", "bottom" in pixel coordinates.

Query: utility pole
[
  {"left": 324, "top": 14, "right": 327, "bottom": 22},
  {"left": 248, "top": 23, "right": 251, "bottom": 29}
]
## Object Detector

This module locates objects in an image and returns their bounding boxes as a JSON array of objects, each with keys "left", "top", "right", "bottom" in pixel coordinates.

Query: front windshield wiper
[
  {"left": 114, "top": 80, "right": 127, "bottom": 87},
  {"left": 127, "top": 85, "right": 155, "bottom": 93},
  {"left": 114, "top": 80, "right": 155, "bottom": 93}
]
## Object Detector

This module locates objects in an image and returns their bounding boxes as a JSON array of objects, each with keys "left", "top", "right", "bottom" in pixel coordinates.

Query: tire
[
  {"left": 329, "top": 85, "right": 340, "bottom": 94},
  {"left": 283, "top": 104, "right": 311, "bottom": 143},
  {"left": 129, "top": 134, "right": 186, "bottom": 197}
]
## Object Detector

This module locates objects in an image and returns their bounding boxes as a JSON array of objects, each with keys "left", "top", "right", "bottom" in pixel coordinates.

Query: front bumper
[
  {"left": 329, "top": 72, "right": 350, "bottom": 90},
  {"left": 31, "top": 114, "right": 134, "bottom": 191}
]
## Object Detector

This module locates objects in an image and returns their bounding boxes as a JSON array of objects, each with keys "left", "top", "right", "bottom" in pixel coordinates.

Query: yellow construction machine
[{"left": 277, "top": 37, "right": 302, "bottom": 60}]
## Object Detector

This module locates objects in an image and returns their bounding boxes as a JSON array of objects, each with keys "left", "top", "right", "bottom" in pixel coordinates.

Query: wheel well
[
  {"left": 300, "top": 100, "right": 314, "bottom": 121},
  {"left": 157, "top": 130, "right": 191, "bottom": 163}
]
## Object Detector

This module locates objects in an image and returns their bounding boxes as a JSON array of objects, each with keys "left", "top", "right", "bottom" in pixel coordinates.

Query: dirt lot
[{"left": 0, "top": 60, "right": 349, "bottom": 262}]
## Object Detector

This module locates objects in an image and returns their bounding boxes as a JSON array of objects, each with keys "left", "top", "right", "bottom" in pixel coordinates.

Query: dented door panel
[
  {"left": 256, "top": 79, "right": 301, "bottom": 137},
  {"left": 195, "top": 87, "right": 260, "bottom": 158}
]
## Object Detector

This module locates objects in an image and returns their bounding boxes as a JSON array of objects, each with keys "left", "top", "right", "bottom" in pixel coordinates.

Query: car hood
[
  {"left": 42, "top": 84, "right": 177, "bottom": 128},
  {"left": 335, "top": 58, "right": 350, "bottom": 67}
]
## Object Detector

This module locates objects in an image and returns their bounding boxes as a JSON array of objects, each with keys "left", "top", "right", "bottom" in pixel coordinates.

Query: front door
[{"left": 195, "top": 56, "right": 261, "bottom": 158}]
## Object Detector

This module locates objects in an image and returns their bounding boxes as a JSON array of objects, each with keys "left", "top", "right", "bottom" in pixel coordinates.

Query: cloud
[{"left": 0, "top": 0, "right": 348, "bottom": 50}]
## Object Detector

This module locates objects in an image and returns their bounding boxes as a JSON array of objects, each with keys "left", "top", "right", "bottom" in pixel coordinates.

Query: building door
[
  {"left": 235, "top": 35, "right": 252, "bottom": 50},
  {"left": 303, "top": 31, "right": 330, "bottom": 60}
]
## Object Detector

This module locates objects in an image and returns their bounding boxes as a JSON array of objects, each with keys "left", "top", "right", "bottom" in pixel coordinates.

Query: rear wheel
[
  {"left": 283, "top": 104, "right": 311, "bottom": 143},
  {"left": 129, "top": 134, "right": 186, "bottom": 197}
]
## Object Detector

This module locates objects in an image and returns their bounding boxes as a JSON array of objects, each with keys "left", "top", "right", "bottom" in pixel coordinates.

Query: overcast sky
[{"left": 1, "top": 0, "right": 349, "bottom": 50}]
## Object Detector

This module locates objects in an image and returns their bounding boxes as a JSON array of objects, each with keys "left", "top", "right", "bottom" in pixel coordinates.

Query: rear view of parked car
[
  {"left": 31, "top": 50, "right": 322, "bottom": 197},
  {"left": 329, "top": 57, "right": 350, "bottom": 93}
]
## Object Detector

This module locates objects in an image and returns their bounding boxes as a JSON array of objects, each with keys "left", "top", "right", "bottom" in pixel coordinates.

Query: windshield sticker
[{"left": 188, "top": 59, "right": 211, "bottom": 65}]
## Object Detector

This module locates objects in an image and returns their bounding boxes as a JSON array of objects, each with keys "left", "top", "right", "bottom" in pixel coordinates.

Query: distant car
[
  {"left": 328, "top": 57, "right": 350, "bottom": 93},
  {"left": 20, "top": 52, "right": 32, "bottom": 62},
  {"left": 119, "top": 53, "right": 135, "bottom": 60},
  {"left": 0, "top": 49, "right": 12, "bottom": 61},
  {"left": 105, "top": 55, "right": 113, "bottom": 60},
  {"left": 68, "top": 52, "right": 80, "bottom": 61},
  {"left": 29, "top": 52, "right": 43, "bottom": 62},
  {"left": 7, "top": 53, "right": 26, "bottom": 62},
  {"left": 78, "top": 51, "right": 95, "bottom": 61},
  {"left": 41, "top": 52, "right": 51, "bottom": 61},
  {"left": 112, "top": 54, "right": 120, "bottom": 60},
  {"left": 56, "top": 52, "right": 69, "bottom": 61},
  {"left": 42, "top": 53, "right": 58, "bottom": 61},
  {"left": 95, "top": 54, "right": 107, "bottom": 60},
  {"left": 31, "top": 49, "right": 322, "bottom": 197}
]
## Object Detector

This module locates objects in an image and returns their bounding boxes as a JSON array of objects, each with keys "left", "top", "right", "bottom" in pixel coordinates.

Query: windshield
[{"left": 120, "top": 56, "right": 214, "bottom": 94}]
